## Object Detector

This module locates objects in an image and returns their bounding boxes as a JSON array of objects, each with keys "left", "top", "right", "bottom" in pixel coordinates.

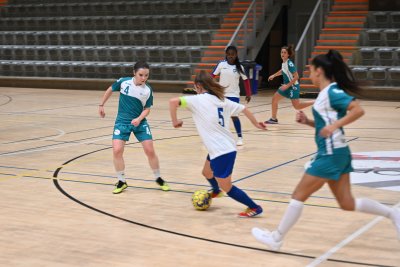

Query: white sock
[
  {"left": 355, "top": 198, "right": 392, "bottom": 218},
  {"left": 153, "top": 169, "right": 161, "bottom": 179},
  {"left": 275, "top": 199, "right": 304, "bottom": 241},
  {"left": 116, "top": 171, "right": 125, "bottom": 182}
]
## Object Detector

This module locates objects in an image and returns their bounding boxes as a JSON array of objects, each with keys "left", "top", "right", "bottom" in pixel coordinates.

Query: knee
[
  {"left": 113, "top": 147, "right": 123, "bottom": 158},
  {"left": 144, "top": 148, "right": 156, "bottom": 158}
]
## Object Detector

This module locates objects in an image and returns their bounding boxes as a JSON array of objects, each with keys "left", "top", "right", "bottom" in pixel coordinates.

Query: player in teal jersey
[
  {"left": 265, "top": 45, "right": 314, "bottom": 124},
  {"left": 252, "top": 50, "right": 400, "bottom": 250},
  {"left": 98, "top": 61, "right": 170, "bottom": 194}
]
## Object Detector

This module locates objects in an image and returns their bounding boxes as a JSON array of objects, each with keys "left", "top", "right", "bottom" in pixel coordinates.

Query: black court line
[
  {"left": 51, "top": 136, "right": 396, "bottom": 266},
  {"left": 0, "top": 94, "right": 12, "bottom": 107}
]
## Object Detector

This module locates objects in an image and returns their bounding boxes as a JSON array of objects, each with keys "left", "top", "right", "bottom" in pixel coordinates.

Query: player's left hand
[{"left": 245, "top": 96, "right": 251, "bottom": 103}]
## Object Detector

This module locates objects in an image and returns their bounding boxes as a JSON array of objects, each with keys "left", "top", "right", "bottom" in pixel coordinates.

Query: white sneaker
[
  {"left": 391, "top": 208, "right": 400, "bottom": 240},
  {"left": 251, "top": 227, "right": 283, "bottom": 251},
  {"left": 236, "top": 137, "right": 243, "bottom": 146}
]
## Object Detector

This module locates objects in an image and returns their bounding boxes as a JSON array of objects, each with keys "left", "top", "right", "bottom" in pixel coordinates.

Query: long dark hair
[
  {"left": 195, "top": 70, "right": 225, "bottom": 100},
  {"left": 225, "top": 45, "right": 245, "bottom": 75},
  {"left": 311, "top": 50, "right": 361, "bottom": 94}
]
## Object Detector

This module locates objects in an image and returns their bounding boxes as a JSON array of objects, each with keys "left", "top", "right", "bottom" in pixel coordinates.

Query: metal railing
[
  {"left": 295, "top": 0, "right": 333, "bottom": 76},
  {"left": 227, "top": 0, "right": 273, "bottom": 60}
]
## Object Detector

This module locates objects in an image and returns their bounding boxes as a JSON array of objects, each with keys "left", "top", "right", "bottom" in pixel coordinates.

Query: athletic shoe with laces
[
  {"left": 238, "top": 205, "right": 263, "bottom": 218},
  {"left": 391, "top": 208, "right": 400, "bottom": 240},
  {"left": 210, "top": 190, "right": 224, "bottom": 198},
  {"left": 236, "top": 137, "right": 244, "bottom": 146},
  {"left": 251, "top": 227, "right": 283, "bottom": 251},
  {"left": 265, "top": 118, "right": 278, "bottom": 124},
  {"left": 156, "top": 177, "right": 170, "bottom": 191},
  {"left": 112, "top": 180, "right": 128, "bottom": 194}
]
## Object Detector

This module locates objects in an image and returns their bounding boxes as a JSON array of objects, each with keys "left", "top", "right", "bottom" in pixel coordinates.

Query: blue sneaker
[
  {"left": 238, "top": 205, "right": 263, "bottom": 218},
  {"left": 265, "top": 118, "right": 278, "bottom": 124}
]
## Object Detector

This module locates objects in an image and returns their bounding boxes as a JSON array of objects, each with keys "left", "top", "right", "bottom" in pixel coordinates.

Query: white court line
[{"left": 306, "top": 202, "right": 400, "bottom": 267}]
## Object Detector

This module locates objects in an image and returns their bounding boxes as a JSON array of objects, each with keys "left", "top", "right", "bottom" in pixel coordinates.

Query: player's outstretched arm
[
  {"left": 242, "top": 107, "right": 266, "bottom": 130},
  {"left": 169, "top": 97, "right": 183, "bottom": 128}
]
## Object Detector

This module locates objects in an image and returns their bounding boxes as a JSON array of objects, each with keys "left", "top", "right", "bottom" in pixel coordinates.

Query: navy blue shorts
[{"left": 207, "top": 151, "right": 237, "bottom": 178}]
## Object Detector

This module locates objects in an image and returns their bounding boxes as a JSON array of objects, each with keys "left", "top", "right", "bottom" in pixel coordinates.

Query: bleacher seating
[
  {"left": 352, "top": 11, "right": 400, "bottom": 86},
  {"left": 0, "top": 0, "right": 233, "bottom": 81}
]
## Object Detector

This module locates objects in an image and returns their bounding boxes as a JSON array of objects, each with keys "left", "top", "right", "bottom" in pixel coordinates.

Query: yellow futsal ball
[{"left": 191, "top": 190, "right": 212, "bottom": 210}]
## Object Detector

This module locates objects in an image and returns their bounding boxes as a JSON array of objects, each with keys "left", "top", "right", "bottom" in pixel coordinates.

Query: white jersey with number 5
[{"left": 180, "top": 93, "right": 245, "bottom": 159}]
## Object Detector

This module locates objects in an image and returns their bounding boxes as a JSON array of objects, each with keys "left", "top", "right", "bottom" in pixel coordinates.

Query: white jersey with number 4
[{"left": 181, "top": 93, "right": 245, "bottom": 159}]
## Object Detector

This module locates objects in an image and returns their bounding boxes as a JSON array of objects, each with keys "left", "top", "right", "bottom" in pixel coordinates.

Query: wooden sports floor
[{"left": 1, "top": 87, "right": 399, "bottom": 267}]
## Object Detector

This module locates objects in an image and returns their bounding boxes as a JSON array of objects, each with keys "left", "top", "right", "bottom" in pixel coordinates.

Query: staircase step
[
  {"left": 335, "top": 0, "right": 368, "bottom": 2},
  {"left": 331, "top": 4, "right": 369, "bottom": 11},
  {"left": 330, "top": 10, "right": 368, "bottom": 15},
  {"left": 311, "top": 51, "right": 354, "bottom": 57},
  {"left": 326, "top": 16, "right": 367, "bottom": 22},
  {"left": 317, "top": 39, "right": 358, "bottom": 45},
  {"left": 319, "top": 33, "right": 360, "bottom": 40},
  {"left": 314, "top": 45, "right": 358, "bottom": 52},
  {"left": 321, "top": 28, "right": 362, "bottom": 34},
  {"left": 325, "top": 21, "right": 365, "bottom": 28}
]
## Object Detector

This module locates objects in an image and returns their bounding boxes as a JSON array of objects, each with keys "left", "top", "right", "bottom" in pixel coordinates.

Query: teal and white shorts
[
  {"left": 305, "top": 153, "right": 353, "bottom": 180},
  {"left": 112, "top": 121, "right": 153, "bottom": 142},
  {"left": 278, "top": 83, "right": 300, "bottom": 99}
]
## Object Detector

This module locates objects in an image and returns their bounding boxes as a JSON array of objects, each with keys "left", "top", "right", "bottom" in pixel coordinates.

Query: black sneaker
[
  {"left": 112, "top": 180, "right": 128, "bottom": 194},
  {"left": 265, "top": 118, "right": 278, "bottom": 124}
]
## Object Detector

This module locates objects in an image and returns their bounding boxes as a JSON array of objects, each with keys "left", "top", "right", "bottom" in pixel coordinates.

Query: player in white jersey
[
  {"left": 98, "top": 61, "right": 170, "bottom": 194},
  {"left": 169, "top": 70, "right": 267, "bottom": 217},
  {"left": 212, "top": 46, "right": 252, "bottom": 146},
  {"left": 265, "top": 45, "right": 314, "bottom": 124},
  {"left": 252, "top": 50, "right": 400, "bottom": 250}
]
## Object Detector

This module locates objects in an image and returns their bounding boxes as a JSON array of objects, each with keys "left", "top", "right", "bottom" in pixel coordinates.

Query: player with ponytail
[
  {"left": 252, "top": 50, "right": 400, "bottom": 250},
  {"left": 170, "top": 71, "right": 267, "bottom": 217}
]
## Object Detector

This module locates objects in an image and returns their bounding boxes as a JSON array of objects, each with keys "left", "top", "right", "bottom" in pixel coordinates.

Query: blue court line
[{"left": 233, "top": 152, "right": 316, "bottom": 183}]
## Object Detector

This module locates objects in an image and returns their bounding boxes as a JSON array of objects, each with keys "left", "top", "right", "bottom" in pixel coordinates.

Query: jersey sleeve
[
  {"left": 239, "top": 65, "right": 248, "bottom": 80},
  {"left": 329, "top": 88, "right": 355, "bottom": 112},
  {"left": 288, "top": 60, "right": 297, "bottom": 74},
  {"left": 212, "top": 61, "right": 222, "bottom": 76},
  {"left": 226, "top": 99, "right": 245, "bottom": 116},
  {"left": 179, "top": 95, "right": 194, "bottom": 110},
  {"left": 111, "top": 78, "right": 123, "bottom": 92}
]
